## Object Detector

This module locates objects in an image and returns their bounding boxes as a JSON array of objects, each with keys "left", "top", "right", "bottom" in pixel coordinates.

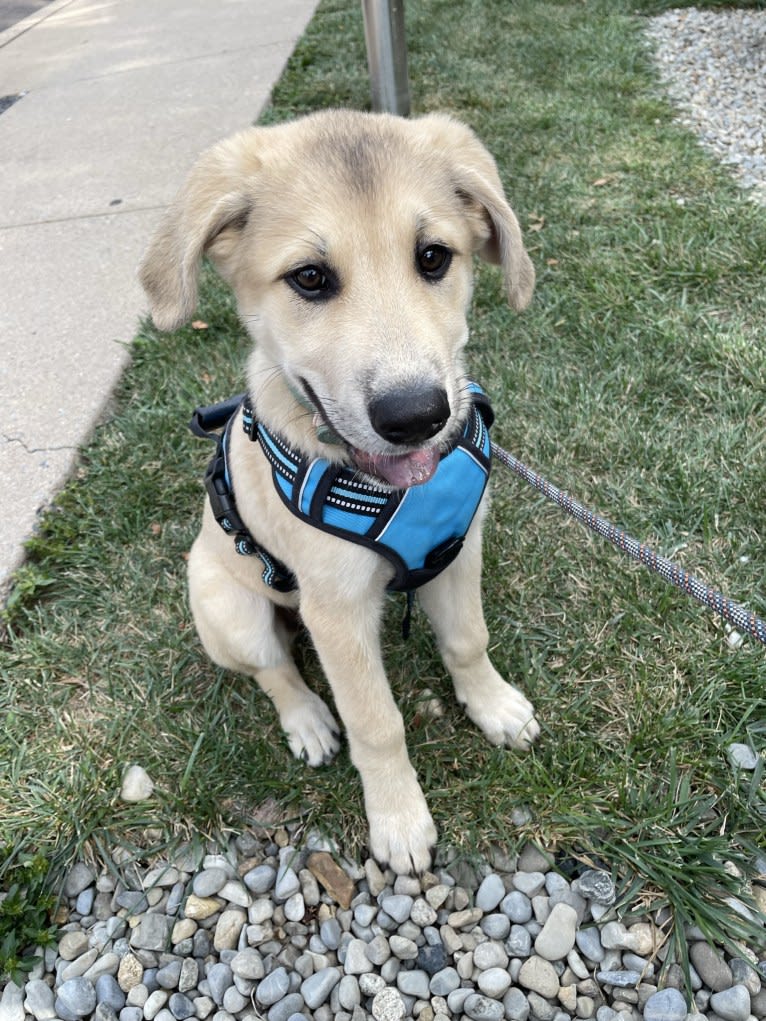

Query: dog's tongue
[{"left": 352, "top": 446, "right": 440, "bottom": 488}]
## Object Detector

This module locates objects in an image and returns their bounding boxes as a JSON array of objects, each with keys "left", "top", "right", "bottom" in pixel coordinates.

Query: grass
[{"left": 2, "top": 0, "right": 765, "bottom": 978}]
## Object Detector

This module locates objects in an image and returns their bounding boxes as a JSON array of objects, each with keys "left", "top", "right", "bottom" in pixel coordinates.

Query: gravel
[
  {"left": 645, "top": 6, "right": 766, "bottom": 203},
  {"left": 2, "top": 825, "right": 764, "bottom": 1021}
]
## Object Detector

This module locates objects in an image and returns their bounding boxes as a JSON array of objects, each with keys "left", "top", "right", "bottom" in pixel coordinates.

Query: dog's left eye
[
  {"left": 417, "top": 244, "right": 452, "bottom": 281},
  {"left": 286, "top": 265, "right": 335, "bottom": 299}
]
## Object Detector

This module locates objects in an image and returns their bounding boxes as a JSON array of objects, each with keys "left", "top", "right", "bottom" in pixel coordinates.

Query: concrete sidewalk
[{"left": 0, "top": 0, "right": 320, "bottom": 594}]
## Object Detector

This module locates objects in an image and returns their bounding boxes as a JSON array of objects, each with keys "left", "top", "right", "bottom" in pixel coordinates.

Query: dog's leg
[
  {"left": 300, "top": 586, "right": 437, "bottom": 875},
  {"left": 418, "top": 515, "right": 539, "bottom": 750},
  {"left": 189, "top": 543, "right": 341, "bottom": 766}
]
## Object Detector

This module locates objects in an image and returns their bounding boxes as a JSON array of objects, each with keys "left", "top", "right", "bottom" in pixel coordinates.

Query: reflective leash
[{"left": 491, "top": 442, "right": 766, "bottom": 647}]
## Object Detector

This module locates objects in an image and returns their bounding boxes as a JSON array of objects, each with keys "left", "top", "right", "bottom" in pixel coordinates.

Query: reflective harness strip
[{"left": 191, "top": 385, "right": 493, "bottom": 595}]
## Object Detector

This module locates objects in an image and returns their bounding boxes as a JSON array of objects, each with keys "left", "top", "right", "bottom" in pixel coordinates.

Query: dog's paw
[
  {"left": 366, "top": 784, "right": 437, "bottom": 876},
  {"left": 458, "top": 674, "right": 539, "bottom": 750},
  {"left": 281, "top": 694, "right": 341, "bottom": 766}
]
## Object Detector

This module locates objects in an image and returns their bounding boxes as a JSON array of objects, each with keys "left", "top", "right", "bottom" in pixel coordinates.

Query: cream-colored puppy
[{"left": 140, "top": 109, "right": 539, "bottom": 874}]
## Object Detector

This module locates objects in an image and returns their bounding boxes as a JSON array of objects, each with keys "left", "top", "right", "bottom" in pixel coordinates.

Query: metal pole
[{"left": 361, "top": 0, "right": 410, "bottom": 116}]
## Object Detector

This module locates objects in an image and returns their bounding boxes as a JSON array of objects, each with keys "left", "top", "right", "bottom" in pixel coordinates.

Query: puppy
[{"left": 140, "top": 109, "right": 539, "bottom": 874}]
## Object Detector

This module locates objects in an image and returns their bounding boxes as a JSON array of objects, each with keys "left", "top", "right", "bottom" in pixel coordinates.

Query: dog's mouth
[
  {"left": 299, "top": 377, "right": 443, "bottom": 488},
  {"left": 350, "top": 446, "right": 440, "bottom": 489}
]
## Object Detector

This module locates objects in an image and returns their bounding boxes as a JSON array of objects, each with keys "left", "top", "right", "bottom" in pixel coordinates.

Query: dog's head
[{"left": 140, "top": 110, "right": 534, "bottom": 487}]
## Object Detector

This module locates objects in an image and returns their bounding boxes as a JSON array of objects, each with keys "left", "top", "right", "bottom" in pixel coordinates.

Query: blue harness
[{"left": 191, "top": 384, "right": 493, "bottom": 596}]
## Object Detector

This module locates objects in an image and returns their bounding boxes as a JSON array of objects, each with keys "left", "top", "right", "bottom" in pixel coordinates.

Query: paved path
[{"left": 0, "top": 0, "right": 319, "bottom": 594}]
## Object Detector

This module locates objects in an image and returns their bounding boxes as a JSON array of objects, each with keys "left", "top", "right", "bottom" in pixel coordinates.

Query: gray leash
[{"left": 491, "top": 442, "right": 766, "bottom": 647}]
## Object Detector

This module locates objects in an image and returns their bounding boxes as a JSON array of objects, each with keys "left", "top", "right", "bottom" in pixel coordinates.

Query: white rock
[
  {"left": 120, "top": 765, "right": 154, "bottom": 802},
  {"left": 371, "top": 986, "right": 406, "bottom": 1021},
  {"left": 534, "top": 902, "right": 579, "bottom": 961},
  {"left": 0, "top": 983, "right": 25, "bottom": 1021}
]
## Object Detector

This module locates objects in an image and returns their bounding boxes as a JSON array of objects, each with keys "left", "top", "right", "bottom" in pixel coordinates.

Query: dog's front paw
[
  {"left": 281, "top": 694, "right": 341, "bottom": 766},
  {"left": 457, "top": 672, "right": 539, "bottom": 750},
  {"left": 366, "top": 782, "right": 437, "bottom": 876}
]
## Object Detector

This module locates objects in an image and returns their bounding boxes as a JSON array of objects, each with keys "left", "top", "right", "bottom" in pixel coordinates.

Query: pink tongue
[{"left": 353, "top": 447, "right": 440, "bottom": 488}]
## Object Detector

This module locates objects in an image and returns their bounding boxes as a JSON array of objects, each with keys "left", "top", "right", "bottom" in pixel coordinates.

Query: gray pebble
[
  {"left": 65, "top": 863, "right": 96, "bottom": 898},
  {"left": 596, "top": 970, "right": 642, "bottom": 988},
  {"left": 155, "top": 961, "right": 182, "bottom": 990},
  {"left": 501, "top": 890, "right": 533, "bottom": 923},
  {"left": 268, "top": 994, "right": 306, "bottom": 1021},
  {"left": 95, "top": 975, "right": 126, "bottom": 1011},
  {"left": 130, "top": 915, "right": 172, "bottom": 953},
  {"left": 429, "top": 966, "right": 461, "bottom": 996},
  {"left": 416, "top": 942, "right": 447, "bottom": 975},
  {"left": 319, "top": 917, "right": 342, "bottom": 950},
  {"left": 473, "top": 940, "right": 508, "bottom": 971},
  {"left": 389, "top": 934, "right": 418, "bottom": 960},
  {"left": 380, "top": 894, "right": 413, "bottom": 923},
  {"left": 76, "top": 887, "right": 96, "bottom": 916},
  {"left": 365, "top": 934, "right": 391, "bottom": 966},
  {"left": 478, "top": 965, "right": 512, "bottom": 998},
  {"left": 119, "top": 1010, "right": 143, "bottom": 1021},
  {"left": 535, "top": 902, "right": 578, "bottom": 961},
  {"left": 244, "top": 865, "right": 277, "bottom": 894},
  {"left": 274, "top": 866, "right": 301, "bottom": 901},
  {"left": 505, "top": 923, "right": 532, "bottom": 957},
  {"left": 193, "top": 868, "right": 228, "bottom": 898},
  {"left": 481, "top": 912, "right": 511, "bottom": 939},
  {"left": 642, "top": 987, "right": 688, "bottom": 1021},
  {"left": 396, "top": 968, "right": 430, "bottom": 1000},
  {"left": 207, "top": 963, "right": 234, "bottom": 1007},
  {"left": 95, "top": 1004, "right": 119, "bottom": 1021},
  {"left": 55, "top": 978, "right": 98, "bottom": 1021},
  {"left": 689, "top": 941, "right": 733, "bottom": 991},
  {"left": 59, "top": 932, "right": 91, "bottom": 961},
  {"left": 283, "top": 892, "right": 305, "bottom": 922},
  {"left": 572, "top": 870, "right": 616, "bottom": 906},
  {"left": 475, "top": 873, "right": 505, "bottom": 912},
  {"left": 337, "top": 974, "right": 361, "bottom": 1010},
  {"left": 344, "top": 938, "right": 374, "bottom": 974},
  {"left": 463, "top": 991, "right": 505, "bottom": 1020},
  {"left": 143, "top": 990, "right": 168, "bottom": 1020},
  {"left": 300, "top": 968, "right": 341, "bottom": 1009},
  {"left": 256, "top": 966, "right": 290, "bottom": 1007},
  {"left": 512, "top": 871, "right": 546, "bottom": 897},
  {"left": 730, "top": 956, "right": 762, "bottom": 995},
  {"left": 353, "top": 902, "right": 377, "bottom": 928},
  {"left": 576, "top": 926, "right": 605, "bottom": 963},
  {"left": 231, "top": 947, "right": 264, "bottom": 981},
  {"left": 177, "top": 959, "right": 198, "bottom": 994},
  {"left": 518, "top": 955, "right": 560, "bottom": 998},
  {"left": 410, "top": 897, "right": 437, "bottom": 927},
  {"left": 167, "top": 993, "right": 195, "bottom": 1020},
  {"left": 222, "top": 986, "right": 248, "bottom": 1013},
  {"left": 709, "top": 984, "right": 752, "bottom": 1021},
  {"left": 504, "top": 987, "right": 531, "bottom": 1021}
]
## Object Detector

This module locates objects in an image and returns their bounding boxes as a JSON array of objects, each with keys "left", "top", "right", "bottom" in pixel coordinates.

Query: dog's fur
[{"left": 140, "top": 109, "right": 539, "bottom": 874}]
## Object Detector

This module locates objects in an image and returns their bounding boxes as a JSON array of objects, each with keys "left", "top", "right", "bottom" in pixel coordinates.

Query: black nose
[{"left": 369, "top": 385, "right": 451, "bottom": 445}]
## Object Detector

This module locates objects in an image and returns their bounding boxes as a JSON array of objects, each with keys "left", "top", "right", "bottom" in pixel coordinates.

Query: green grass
[{"left": 2, "top": 0, "right": 765, "bottom": 974}]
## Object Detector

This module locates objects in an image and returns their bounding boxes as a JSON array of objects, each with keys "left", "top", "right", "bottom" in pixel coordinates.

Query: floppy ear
[
  {"left": 139, "top": 132, "right": 257, "bottom": 332},
  {"left": 417, "top": 114, "right": 535, "bottom": 311}
]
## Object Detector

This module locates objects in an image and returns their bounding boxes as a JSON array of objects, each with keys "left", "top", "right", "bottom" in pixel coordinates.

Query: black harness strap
[{"left": 189, "top": 400, "right": 297, "bottom": 593}]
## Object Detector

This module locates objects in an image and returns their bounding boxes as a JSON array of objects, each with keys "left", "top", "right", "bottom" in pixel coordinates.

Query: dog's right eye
[{"left": 286, "top": 265, "right": 335, "bottom": 299}]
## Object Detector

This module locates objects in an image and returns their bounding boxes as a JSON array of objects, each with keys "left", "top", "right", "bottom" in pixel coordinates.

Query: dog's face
[{"left": 141, "top": 110, "right": 534, "bottom": 486}]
